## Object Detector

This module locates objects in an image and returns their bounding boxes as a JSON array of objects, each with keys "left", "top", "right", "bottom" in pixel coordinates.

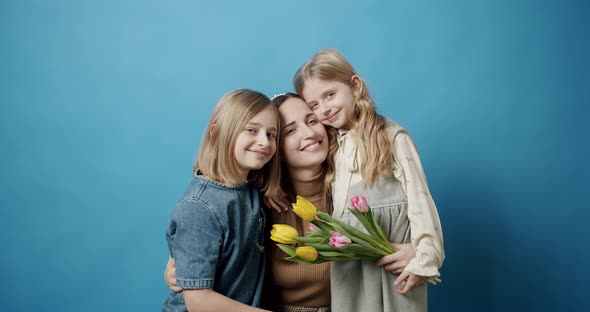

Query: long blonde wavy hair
[{"left": 294, "top": 49, "right": 393, "bottom": 187}]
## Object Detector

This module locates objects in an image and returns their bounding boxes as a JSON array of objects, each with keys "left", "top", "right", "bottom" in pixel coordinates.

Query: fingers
[
  {"left": 377, "top": 253, "right": 408, "bottom": 273},
  {"left": 391, "top": 243, "right": 409, "bottom": 251},
  {"left": 277, "top": 192, "right": 291, "bottom": 212},
  {"left": 165, "top": 257, "right": 182, "bottom": 293},
  {"left": 376, "top": 253, "right": 399, "bottom": 266},
  {"left": 385, "top": 262, "right": 406, "bottom": 273},
  {"left": 396, "top": 272, "right": 428, "bottom": 295},
  {"left": 394, "top": 271, "right": 409, "bottom": 288},
  {"left": 397, "top": 272, "right": 415, "bottom": 294},
  {"left": 264, "top": 197, "right": 283, "bottom": 213}
]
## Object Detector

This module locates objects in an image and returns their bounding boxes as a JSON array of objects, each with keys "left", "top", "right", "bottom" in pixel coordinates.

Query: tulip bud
[
  {"left": 296, "top": 246, "right": 319, "bottom": 261},
  {"left": 292, "top": 195, "right": 317, "bottom": 222},
  {"left": 270, "top": 224, "right": 299, "bottom": 244},
  {"left": 309, "top": 223, "right": 321, "bottom": 232},
  {"left": 350, "top": 194, "right": 369, "bottom": 212},
  {"left": 329, "top": 231, "right": 352, "bottom": 248}
]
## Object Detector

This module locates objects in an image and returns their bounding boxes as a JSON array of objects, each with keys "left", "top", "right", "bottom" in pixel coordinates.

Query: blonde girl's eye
[
  {"left": 285, "top": 128, "right": 296, "bottom": 136},
  {"left": 245, "top": 128, "right": 257, "bottom": 134},
  {"left": 308, "top": 119, "right": 318, "bottom": 125},
  {"left": 267, "top": 132, "right": 277, "bottom": 139},
  {"left": 308, "top": 103, "right": 319, "bottom": 111},
  {"left": 326, "top": 91, "right": 335, "bottom": 99}
]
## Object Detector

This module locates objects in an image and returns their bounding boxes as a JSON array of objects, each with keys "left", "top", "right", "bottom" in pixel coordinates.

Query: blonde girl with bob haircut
[
  {"left": 163, "top": 89, "right": 280, "bottom": 312},
  {"left": 294, "top": 49, "right": 445, "bottom": 312}
]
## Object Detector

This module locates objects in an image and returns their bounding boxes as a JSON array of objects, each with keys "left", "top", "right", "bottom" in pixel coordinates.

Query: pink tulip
[
  {"left": 350, "top": 194, "right": 369, "bottom": 212},
  {"left": 309, "top": 223, "right": 321, "bottom": 232},
  {"left": 329, "top": 231, "right": 352, "bottom": 248}
]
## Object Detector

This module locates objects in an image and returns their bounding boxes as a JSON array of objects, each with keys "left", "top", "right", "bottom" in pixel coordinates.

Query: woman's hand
[
  {"left": 263, "top": 191, "right": 291, "bottom": 212},
  {"left": 164, "top": 257, "right": 182, "bottom": 293},
  {"left": 376, "top": 243, "right": 416, "bottom": 273},
  {"left": 394, "top": 271, "right": 429, "bottom": 294}
]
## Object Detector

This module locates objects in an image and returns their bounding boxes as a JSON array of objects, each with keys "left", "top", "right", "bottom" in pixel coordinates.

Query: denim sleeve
[{"left": 167, "top": 199, "right": 222, "bottom": 289}]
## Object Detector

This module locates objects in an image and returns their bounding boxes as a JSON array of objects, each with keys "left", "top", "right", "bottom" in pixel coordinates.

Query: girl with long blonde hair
[{"left": 293, "top": 49, "right": 445, "bottom": 312}]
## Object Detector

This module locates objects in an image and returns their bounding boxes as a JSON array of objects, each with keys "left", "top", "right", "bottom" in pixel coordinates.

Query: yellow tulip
[
  {"left": 270, "top": 224, "right": 299, "bottom": 244},
  {"left": 292, "top": 195, "right": 317, "bottom": 222},
  {"left": 296, "top": 246, "right": 319, "bottom": 261}
]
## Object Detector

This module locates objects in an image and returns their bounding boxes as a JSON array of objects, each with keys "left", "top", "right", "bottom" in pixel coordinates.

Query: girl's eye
[
  {"left": 309, "top": 103, "right": 319, "bottom": 110},
  {"left": 327, "top": 91, "right": 335, "bottom": 98},
  {"left": 308, "top": 119, "right": 318, "bottom": 125},
  {"left": 267, "top": 132, "right": 276, "bottom": 139},
  {"left": 285, "top": 128, "right": 295, "bottom": 135},
  {"left": 245, "top": 128, "right": 257, "bottom": 134}
]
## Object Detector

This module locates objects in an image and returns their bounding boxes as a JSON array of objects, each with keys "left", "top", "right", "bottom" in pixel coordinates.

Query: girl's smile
[
  {"left": 249, "top": 149, "right": 270, "bottom": 158},
  {"left": 234, "top": 105, "right": 278, "bottom": 179},
  {"left": 300, "top": 77, "right": 359, "bottom": 130}
]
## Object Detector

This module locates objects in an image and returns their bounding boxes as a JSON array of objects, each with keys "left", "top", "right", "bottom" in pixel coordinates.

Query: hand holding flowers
[{"left": 270, "top": 194, "right": 441, "bottom": 286}]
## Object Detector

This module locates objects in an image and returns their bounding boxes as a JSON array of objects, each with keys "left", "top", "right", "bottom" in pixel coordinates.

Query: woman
[{"left": 260, "top": 93, "right": 333, "bottom": 311}]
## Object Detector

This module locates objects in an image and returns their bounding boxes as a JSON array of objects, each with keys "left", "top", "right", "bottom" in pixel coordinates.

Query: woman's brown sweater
[{"left": 262, "top": 171, "right": 331, "bottom": 308}]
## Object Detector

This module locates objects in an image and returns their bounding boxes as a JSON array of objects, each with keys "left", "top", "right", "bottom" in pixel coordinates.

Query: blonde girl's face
[
  {"left": 301, "top": 77, "right": 359, "bottom": 130},
  {"left": 234, "top": 105, "right": 278, "bottom": 180},
  {"left": 278, "top": 97, "right": 328, "bottom": 171}
]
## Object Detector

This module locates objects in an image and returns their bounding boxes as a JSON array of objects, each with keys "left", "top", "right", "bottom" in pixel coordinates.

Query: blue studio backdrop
[{"left": 1, "top": 0, "right": 588, "bottom": 311}]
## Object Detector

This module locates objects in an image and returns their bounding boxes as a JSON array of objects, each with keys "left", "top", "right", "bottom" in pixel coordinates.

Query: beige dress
[{"left": 330, "top": 121, "right": 444, "bottom": 312}]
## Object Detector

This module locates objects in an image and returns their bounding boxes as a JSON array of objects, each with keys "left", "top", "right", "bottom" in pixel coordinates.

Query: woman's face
[{"left": 278, "top": 97, "right": 329, "bottom": 171}]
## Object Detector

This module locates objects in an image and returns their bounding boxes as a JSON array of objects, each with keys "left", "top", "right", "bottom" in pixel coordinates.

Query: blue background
[{"left": 1, "top": 0, "right": 588, "bottom": 311}]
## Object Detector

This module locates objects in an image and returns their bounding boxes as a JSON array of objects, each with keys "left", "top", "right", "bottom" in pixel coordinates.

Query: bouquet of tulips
[{"left": 270, "top": 194, "right": 441, "bottom": 285}]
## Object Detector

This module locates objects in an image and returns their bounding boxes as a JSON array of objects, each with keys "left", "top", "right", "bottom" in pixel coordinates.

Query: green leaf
[
  {"left": 284, "top": 255, "right": 319, "bottom": 265},
  {"left": 345, "top": 243, "right": 382, "bottom": 258},
  {"left": 349, "top": 208, "right": 382, "bottom": 239},
  {"left": 317, "top": 211, "right": 395, "bottom": 254},
  {"left": 312, "top": 218, "right": 335, "bottom": 233},
  {"left": 366, "top": 208, "right": 389, "bottom": 242},
  {"left": 307, "top": 243, "right": 336, "bottom": 251},
  {"left": 318, "top": 250, "right": 355, "bottom": 258},
  {"left": 276, "top": 244, "right": 297, "bottom": 257},
  {"left": 294, "top": 236, "right": 326, "bottom": 244}
]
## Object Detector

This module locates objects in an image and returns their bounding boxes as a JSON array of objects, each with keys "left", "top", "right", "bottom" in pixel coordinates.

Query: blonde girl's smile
[
  {"left": 249, "top": 148, "right": 270, "bottom": 158},
  {"left": 234, "top": 105, "right": 278, "bottom": 175},
  {"left": 324, "top": 110, "right": 340, "bottom": 123},
  {"left": 300, "top": 77, "right": 360, "bottom": 130}
]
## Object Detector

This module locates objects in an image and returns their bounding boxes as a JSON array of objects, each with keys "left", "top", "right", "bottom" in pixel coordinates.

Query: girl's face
[
  {"left": 234, "top": 105, "right": 278, "bottom": 179},
  {"left": 300, "top": 77, "right": 359, "bottom": 130},
  {"left": 278, "top": 97, "right": 328, "bottom": 171}
]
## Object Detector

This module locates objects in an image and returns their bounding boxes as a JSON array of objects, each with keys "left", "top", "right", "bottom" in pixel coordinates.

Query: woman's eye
[
  {"left": 308, "top": 119, "right": 318, "bottom": 125},
  {"left": 309, "top": 103, "right": 318, "bottom": 110},
  {"left": 285, "top": 128, "right": 295, "bottom": 135},
  {"left": 327, "top": 91, "right": 335, "bottom": 98}
]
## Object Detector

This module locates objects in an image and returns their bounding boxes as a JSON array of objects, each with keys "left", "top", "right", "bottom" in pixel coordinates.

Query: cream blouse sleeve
[{"left": 392, "top": 132, "right": 445, "bottom": 277}]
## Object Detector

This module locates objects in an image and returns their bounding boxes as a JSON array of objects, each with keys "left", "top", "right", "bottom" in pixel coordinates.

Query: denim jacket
[{"left": 162, "top": 172, "right": 266, "bottom": 311}]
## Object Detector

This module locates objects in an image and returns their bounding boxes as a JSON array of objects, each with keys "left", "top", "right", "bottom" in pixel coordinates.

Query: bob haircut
[{"left": 194, "top": 89, "right": 281, "bottom": 197}]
